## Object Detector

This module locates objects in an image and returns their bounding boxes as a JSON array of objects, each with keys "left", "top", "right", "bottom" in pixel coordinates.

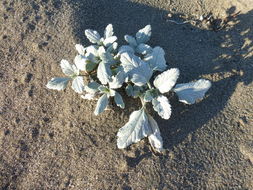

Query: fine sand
[{"left": 1, "top": 0, "right": 253, "bottom": 189}]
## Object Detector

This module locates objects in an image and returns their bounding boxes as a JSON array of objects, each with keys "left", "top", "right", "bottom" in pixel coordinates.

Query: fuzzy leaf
[
  {"left": 136, "top": 43, "right": 152, "bottom": 55},
  {"left": 117, "top": 109, "right": 152, "bottom": 149},
  {"left": 104, "top": 24, "right": 114, "bottom": 38},
  {"left": 125, "top": 84, "right": 142, "bottom": 98},
  {"left": 152, "top": 95, "right": 172, "bottom": 120},
  {"left": 86, "top": 45, "right": 99, "bottom": 57},
  {"left": 109, "top": 71, "right": 126, "bottom": 89},
  {"left": 144, "top": 46, "right": 167, "bottom": 71},
  {"left": 114, "top": 92, "right": 125, "bottom": 109},
  {"left": 143, "top": 89, "right": 157, "bottom": 102},
  {"left": 60, "top": 59, "right": 79, "bottom": 76},
  {"left": 147, "top": 114, "right": 164, "bottom": 153},
  {"left": 120, "top": 52, "right": 139, "bottom": 72},
  {"left": 98, "top": 86, "right": 115, "bottom": 96},
  {"left": 173, "top": 79, "right": 211, "bottom": 104},
  {"left": 98, "top": 46, "right": 114, "bottom": 64},
  {"left": 118, "top": 45, "right": 135, "bottom": 55},
  {"left": 144, "top": 91, "right": 153, "bottom": 102},
  {"left": 107, "top": 42, "right": 118, "bottom": 53},
  {"left": 85, "top": 46, "right": 99, "bottom": 64},
  {"left": 71, "top": 76, "right": 84, "bottom": 94},
  {"left": 46, "top": 77, "right": 70, "bottom": 91},
  {"left": 98, "top": 85, "right": 108, "bottom": 92},
  {"left": 124, "top": 35, "right": 137, "bottom": 47},
  {"left": 85, "top": 81, "right": 100, "bottom": 94},
  {"left": 86, "top": 62, "right": 98, "bottom": 72},
  {"left": 130, "top": 61, "right": 152, "bottom": 86},
  {"left": 125, "top": 84, "right": 134, "bottom": 97},
  {"left": 120, "top": 53, "right": 152, "bottom": 86},
  {"left": 108, "top": 89, "right": 116, "bottom": 97},
  {"left": 103, "top": 36, "right": 117, "bottom": 47},
  {"left": 97, "top": 61, "right": 112, "bottom": 85},
  {"left": 74, "top": 55, "right": 88, "bottom": 71},
  {"left": 94, "top": 94, "right": 109, "bottom": 115},
  {"left": 75, "top": 44, "right": 86, "bottom": 55},
  {"left": 154, "top": 68, "right": 179, "bottom": 93},
  {"left": 85, "top": 29, "right": 101, "bottom": 44},
  {"left": 136, "top": 25, "right": 151, "bottom": 44},
  {"left": 98, "top": 46, "right": 106, "bottom": 56}
]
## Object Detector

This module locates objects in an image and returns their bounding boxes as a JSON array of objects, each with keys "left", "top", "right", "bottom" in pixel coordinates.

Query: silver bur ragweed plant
[{"left": 46, "top": 24, "right": 211, "bottom": 153}]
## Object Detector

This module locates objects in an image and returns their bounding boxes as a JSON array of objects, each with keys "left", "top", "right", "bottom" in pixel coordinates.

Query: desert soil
[{"left": 0, "top": 0, "right": 253, "bottom": 189}]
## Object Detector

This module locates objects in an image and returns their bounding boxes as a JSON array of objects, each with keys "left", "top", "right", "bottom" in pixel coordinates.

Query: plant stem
[
  {"left": 139, "top": 96, "right": 146, "bottom": 109},
  {"left": 147, "top": 82, "right": 152, "bottom": 89}
]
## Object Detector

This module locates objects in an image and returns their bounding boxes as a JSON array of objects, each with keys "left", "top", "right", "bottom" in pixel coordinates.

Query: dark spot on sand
[
  {"left": 25, "top": 73, "right": 33, "bottom": 83},
  {"left": 43, "top": 117, "right": 50, "bottom": 123},
  {"left": 19, "top": 140, "right": 29, "bottom": 151},
  {"left": 4, "top": 129, "right": 10, "bottom": 135},
  {"left": 31, "top": 126, "right": 39, "bottom": 139}
]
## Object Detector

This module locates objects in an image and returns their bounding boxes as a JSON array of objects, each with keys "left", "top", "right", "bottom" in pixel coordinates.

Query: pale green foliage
[{"left": 46, "top": 24, "right": 211, "bottom": 152}]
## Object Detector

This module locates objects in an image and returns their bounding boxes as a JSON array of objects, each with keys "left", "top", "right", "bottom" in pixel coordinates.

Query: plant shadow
[{"left": 67, "top": 0, "right": 253, "bottom": 151}]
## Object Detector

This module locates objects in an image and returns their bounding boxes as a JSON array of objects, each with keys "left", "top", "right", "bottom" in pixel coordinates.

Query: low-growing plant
[{"left": 46, "top": 24, "right": 211, "bottom": 153}]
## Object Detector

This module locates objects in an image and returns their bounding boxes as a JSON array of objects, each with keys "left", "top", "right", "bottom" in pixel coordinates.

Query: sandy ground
[{"left": 0, "top": 0, "right": 253, "bottom": 189}]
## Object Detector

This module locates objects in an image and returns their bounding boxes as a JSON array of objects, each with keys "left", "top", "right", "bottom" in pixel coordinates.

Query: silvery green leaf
[
  {"left": 109, "top": 71, "right": 126, "bottom": 89},
  {"left": 60, "top": 59, "right": 79, "bottom": 76},
  {"left": 87, "top": 54, "right": 99, "bottom": 64},
  {"left": 104, "top": 24, "right": 114, "bottom": 38},
  {"left": 94, "top": 94, "right": 109, "bottom": 115},
  {"left": 144, "top": 91, "right": 153, "bottom": 102},
  {"left": 130, "top": 61, "right": 152, "bottom": 86},
  {"left": 85, "top": 46, "right": 99, "bottom": 64},
  {"left": 126, "top": 84, "right": 134, "bottom": 97},
  {"left": 98, "top": 46, "right": 114, "bottom": 63},
  {"left": 46, "top": 77, "right": 71, "bottom": 91},
  {"left": 86, "top": 61, "right": 98, "bottom": 72},
  {"left": 98, "top": 85, "right": 108, "bottom": 92},
  {"left": 97, "top": 61, "right": 112, "bottom": 85},
  {"left": 143, "top": 89, "right": 157, "bottom": 102},
  {"left": 120, "top": 52, "right": 139, "bottom": 73},
  {"left": 117, "top": 109, "right": 152, "bottom": 149},
  {"left": 152, "top": 95, "right": 172, "bottom": 120},
  {"left": 74, "top": 55, "right": 88, "bottom": 71},
  {"left": 114, "top": 91, "right": 125, "bottom": 109},
  {"left": 111, "top": 65, "right": 122, "bottom": 75},
  {"left": 136, "top": 25, "right": 151, "bottom": 44},
  {"left": 81, "top": 93, "right": 96, "bottom": 100},
  {"left": 144, "top": 46, "right": 167, "bottom": 71},
  {"left": 101, "top": 52, "right": 114, "bottom": 64},
  {"left": 108, "top": 89, "right": 116, "bottom": 97},
  {"left": 85, "top": 45, "right": 99, "bottom": 57},
  {"left": 75, "top": 44, "right": 86, "bottom": 55},
  {"left": 136, "top": 43, "right": 152, "bottom": 55},
  {"left": 154, "top": 68, "right": 179, "bottom": 93},
  {"left": 173, "top": 79, "right": 211, "bottom": 104},
  {"left": 118, "top": 45, "right": 135, "bottom": 55},
  {"left": 103, "top": 36, "right": 117, "bottom": 47},
  {"left": 107, "top": 42, "right": 118, "bottom": 53},
  {"left": 98, "top": 86, "right": 115, "bottom": 96},
  {"left": 120, "top": 52, "right": 152, "bottom": 86},
  {"left": 147, "top": 114, "right": 164, "bottom": 153},
  {"left": 112, "top": 42, "right": 118, "bottom": 50},
  {"left": 85, "top": 81, "right": 100, "bottom": 94},
  {"left": 124, "top": 35, "right": 137, "bottom": 47},
  {"left": 126, "top": 84, "right": 142, "bottom": 97},
  {"left": 85, "top": 29, "right": 101, "bottom": 44},
  {"left": 98, "top": 46, "right": 106, "bottom": 56},
  {"left": 71, "top": 76, "right": 84, "bottom": 94}
]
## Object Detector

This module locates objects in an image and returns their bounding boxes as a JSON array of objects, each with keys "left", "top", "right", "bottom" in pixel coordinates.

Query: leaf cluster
[{"left": 47, "top": 24, "right": 211, "bottom": 152}]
